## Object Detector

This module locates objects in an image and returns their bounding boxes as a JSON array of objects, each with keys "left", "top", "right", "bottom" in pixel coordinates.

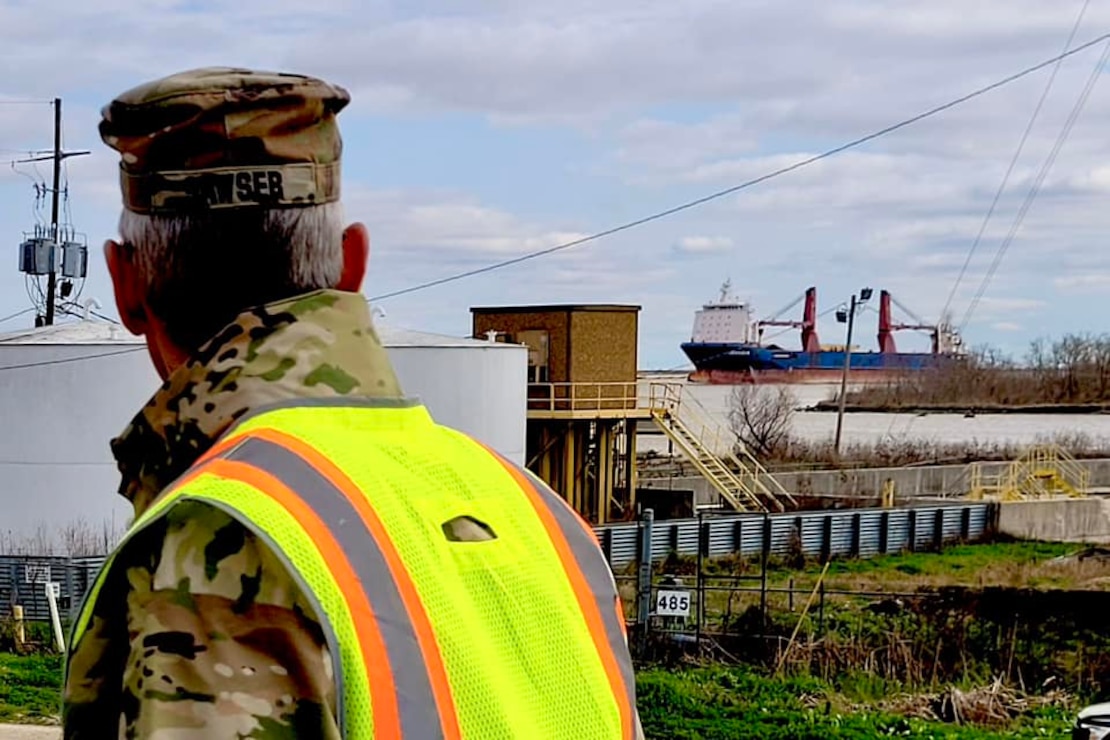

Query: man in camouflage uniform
[{"left": 63, "top": 68, "right": 400, "bottom": 738}]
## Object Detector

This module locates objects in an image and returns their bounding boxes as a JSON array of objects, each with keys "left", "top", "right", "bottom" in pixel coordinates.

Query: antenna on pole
[{"left": 15, "top": 97, "right": 91, "bottom": 326}]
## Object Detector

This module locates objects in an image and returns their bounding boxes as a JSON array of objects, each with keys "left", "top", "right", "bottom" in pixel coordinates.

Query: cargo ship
[{"left": 681, "top": 281, "right": 964, "bottom": 384}]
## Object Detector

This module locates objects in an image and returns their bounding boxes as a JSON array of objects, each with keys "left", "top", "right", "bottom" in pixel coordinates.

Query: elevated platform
[
  {"left": 527, "top": 381, "right": 794, "bottom": 520},
  {"left": 527, "top": 381, "right": 653, "bottom": 420}
]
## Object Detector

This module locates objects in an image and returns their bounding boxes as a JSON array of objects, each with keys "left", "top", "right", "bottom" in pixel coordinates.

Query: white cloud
[
  {"left": 1053, "top": 273, "right": 1110, "bottom": 291},
  {"left": 1, "top": 0, "right": 1109, "bottom": 366},
  {"left": 993, "top": 321, "right": 1023, "bottom": 332},
  {"left": 338, "top": 185, "right": 680, "bottom": 305},
  {"left": 279, "top": 0, "right": 1110, "bottom": 122},
  {"left": 346, "top": 186, "right": 590, "bottom": 261},
  {"left": 970, "top": 297, "right": 1047, "bottom": 315},
  {"left": 674, "top": 236, "right": 733, "bottom": 255},
  {"left": 614, "top": 115, "right": 758, "bottom": 176}
]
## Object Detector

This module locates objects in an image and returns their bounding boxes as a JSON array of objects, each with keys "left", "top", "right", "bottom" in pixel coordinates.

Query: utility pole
[
  {"left": 14, "top": 97, "right": 90, "bottom": 326},
  {"left": 45, "top": 97, "right": 62, "bottom": 326},
  {"left": 833, "top": 295, "right": 856, "bottom": 457},
  {"left": 833, "top": 287, "right": 872, "bottom": 458}
]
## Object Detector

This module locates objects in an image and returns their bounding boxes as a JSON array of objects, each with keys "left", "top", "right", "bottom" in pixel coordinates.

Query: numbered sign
[
  {"left": 24, "top": 564, "right": 50, "bottom": 584},
  {"left": 655, "top": 589, "right": 691, "bottom": 618}
]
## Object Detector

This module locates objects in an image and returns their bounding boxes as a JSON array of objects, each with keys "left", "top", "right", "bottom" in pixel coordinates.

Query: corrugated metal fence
[
  {"left": 0, "top": 555, "right": 103, "bottom": 623},
  {"left": 2, "top": 502, "right": 997, "bottom": 622},
  {"left": 596, "top": 502, "right": 997, "bottom": 569}
]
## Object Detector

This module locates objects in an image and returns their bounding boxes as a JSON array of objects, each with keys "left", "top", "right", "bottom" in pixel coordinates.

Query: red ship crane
[
  {"left": 757, "top": 286, "right": 820, "bottom": 353},
  {"left": 877, "top": 290, "right": 943, "bottom": 355}
]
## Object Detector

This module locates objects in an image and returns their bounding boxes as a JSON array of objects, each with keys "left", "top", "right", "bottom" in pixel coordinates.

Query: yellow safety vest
[{"left": 68, "top": 399, "right": 638, "bottom": 739}]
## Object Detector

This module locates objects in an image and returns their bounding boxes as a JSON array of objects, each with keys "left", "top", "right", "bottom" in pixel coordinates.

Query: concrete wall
[
  {"left": 997, "top": 498, "right": 1110, "bottom": 544},
  {"left": 641, "top": 457, "right": 1110, "bottom": 507}
]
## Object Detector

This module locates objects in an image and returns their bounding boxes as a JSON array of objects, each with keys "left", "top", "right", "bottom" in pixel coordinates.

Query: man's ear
[
  {"left": 336, "top": 222, "right": 369, "bottom": 292},
  {"left": 104, "top": 239, "right": 149, "bottom": 336}
]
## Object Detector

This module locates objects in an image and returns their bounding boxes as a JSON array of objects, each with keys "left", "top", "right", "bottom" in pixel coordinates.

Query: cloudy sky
[{"left": 1, "top": 0, "right": 1109, "bottom": 369}]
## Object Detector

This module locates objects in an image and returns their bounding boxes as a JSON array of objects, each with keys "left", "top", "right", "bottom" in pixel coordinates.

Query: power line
[
  {"left": 0, "top": 307, "right": 34, "bottom": 326},
  {"left": 0, "top": 99, "right": 52, "bottom": 106},
  {"left": 0, "top": 460, "right": 116, "bottom": 467},
  {"left": 940, "top": 0, "right": 1092, "bottom": 321},
  {"left": 91, "top": 310, "right": 118, "bottom": 325},
  {"left": 58, "top": 305, "right": 120, "bottom": 325},
  {"left": 960, "top": 37, "right": 1110, "bottom": 331},
  {"left": 368, "top": 30, "right": 1110, "bottom": 303},
  {"left": 0, "top": 347, "right": 145, "bottom": 372}
]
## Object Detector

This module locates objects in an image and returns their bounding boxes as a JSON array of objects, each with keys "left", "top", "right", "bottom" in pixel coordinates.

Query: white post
[{"left": 45, "top": 582, "right": 65, "bottom": 653}]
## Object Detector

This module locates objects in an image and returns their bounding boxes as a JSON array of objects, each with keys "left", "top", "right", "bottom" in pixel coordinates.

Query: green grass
[
  {"left": 636, "top": 666, "right": 1075, "bottom": 740},
  {"left": 779, "top": 541, "right": 1095, "bottom": 593},
  {"left": 654, "top": 540, "right": 1102, "bottom": 594},
  {"left": 0, "top": 653, "right": 62, "bottom": 724},
  {"left": 621, "top": 541, "right": 1110, "bottom": 706},
  {"left": 0, "top": 651, "right": 1078, "bottom": 736},
  {"left": 789, "top": 541, "right": 1075, "bottom": 578}
]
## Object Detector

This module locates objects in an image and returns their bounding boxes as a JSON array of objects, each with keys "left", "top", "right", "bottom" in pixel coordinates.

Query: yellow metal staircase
[
  {"left": 967, "top": 443, "right": 1090, "bottom": 501},
  {"left": 646, "top": 383, "right": 795, "bottom": 513}
]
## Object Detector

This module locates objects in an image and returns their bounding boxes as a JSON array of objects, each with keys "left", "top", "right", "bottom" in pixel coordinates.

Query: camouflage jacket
[{"left": 63, "top": 289, "right": 403, "bottom": 739}]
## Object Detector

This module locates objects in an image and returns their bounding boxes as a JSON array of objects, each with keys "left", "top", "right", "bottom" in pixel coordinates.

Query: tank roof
[
  {"left": 378, "top": 325, "right": 521, "bottom": 349},
  {"left": 0, "top": 320, "right": 141, "bottom": 345},
  {"left": 0, "top": 319, "right": 520, "bottom": 350}
]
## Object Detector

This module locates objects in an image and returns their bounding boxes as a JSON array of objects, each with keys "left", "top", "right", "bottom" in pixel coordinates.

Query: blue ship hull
[{"left": 681, "top": 342, "right": 949, "bottom": 384}]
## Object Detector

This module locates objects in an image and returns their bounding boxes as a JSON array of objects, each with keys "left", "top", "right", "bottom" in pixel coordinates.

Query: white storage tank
[
  {"left": 0, "top": 316, "right": 527, "bottom": 553},
  {"left": 0, "top": 320, "right": 153, "bottom": 554},
  {"left": 378, "top": 325, "right": 528, "bottom": 466}
]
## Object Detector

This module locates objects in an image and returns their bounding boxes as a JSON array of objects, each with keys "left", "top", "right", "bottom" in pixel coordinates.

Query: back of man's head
[{"left": 100, "top": 67, "right": 354, "bottom": 354}]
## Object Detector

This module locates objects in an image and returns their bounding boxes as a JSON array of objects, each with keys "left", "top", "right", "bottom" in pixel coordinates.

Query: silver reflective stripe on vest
[
  {"left": 224, "top": 436, "right": 445, "bottom": 740},
  {"left": 511, "top": 464, "right": 638, "bottom": 739}
]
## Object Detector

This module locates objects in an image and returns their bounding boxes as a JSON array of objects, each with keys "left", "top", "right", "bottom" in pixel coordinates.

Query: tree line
[{"left": 846, "top": 332, "right": 1110, "bottom": 408}]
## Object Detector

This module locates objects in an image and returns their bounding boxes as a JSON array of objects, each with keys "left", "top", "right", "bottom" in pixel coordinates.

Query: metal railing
[
  {"left": 526, "top": 381, "right": 644, "bottom": 413},
  {"left": 1020, "top": 444, "right": 1090, "bottom": 496},
  {"left": 526, "top": 380, "right": 794, "bottom": 513},
  {"left": 645, "top": 382, "right": 795, "bottom": 512},
  {"left": 967, "top": 443, "right": 1091, "bottom": 501}
]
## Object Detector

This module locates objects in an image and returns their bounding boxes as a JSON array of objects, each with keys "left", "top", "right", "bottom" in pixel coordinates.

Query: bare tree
[
  {"left": 0, "top": 517, "right": 126, "bottom": 557},
  {"left": 728, "top": 384, "right": 797, "bottom": 459},
  {"left": 59, "top": 517, "right": 127, "bottom": 557}
]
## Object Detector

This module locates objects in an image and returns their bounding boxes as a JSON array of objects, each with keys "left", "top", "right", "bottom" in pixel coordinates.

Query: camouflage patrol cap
[{"left": 99, "top": 67, "right": 351, "bottom": 215}]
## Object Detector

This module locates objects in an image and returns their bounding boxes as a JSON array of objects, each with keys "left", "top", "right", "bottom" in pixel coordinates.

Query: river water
[{"left": 637, "top": 376, "right": 1110, "bottom": 455}]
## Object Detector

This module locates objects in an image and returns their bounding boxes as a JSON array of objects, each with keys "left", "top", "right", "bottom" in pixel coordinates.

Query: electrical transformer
[{"left": 18, "top": 238, "right": 56, "bottom": 276}]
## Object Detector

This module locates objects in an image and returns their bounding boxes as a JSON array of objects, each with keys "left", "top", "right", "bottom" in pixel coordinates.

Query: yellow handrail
[
  {"left": 673, "top": 385, "right": 795, "bottom": 510},
  {"left": 526, "top": 381, "right": 642, "bottom": 412},
  {"left": 644, "top": 382, "right": 793, "bottom": 511},
  {"left": 965, "top": 443, "right": 1089, "bottom": 501}
]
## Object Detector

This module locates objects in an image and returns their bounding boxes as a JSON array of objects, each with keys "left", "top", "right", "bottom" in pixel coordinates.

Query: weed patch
[
  {"left": 636, "top": 666, "right": 1074, "bottom": 739},
  {"left": 0, "top": 653, "right": 61, "bottom": 724}
]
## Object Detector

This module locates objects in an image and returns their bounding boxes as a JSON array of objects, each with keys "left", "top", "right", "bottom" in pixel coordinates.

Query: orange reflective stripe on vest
[
  {"left": 484, "top": 447, "right": 637, "bottom": 740},
  {"left": 198, "top": 436, "right": 461, "bottom": 739},
  {"left": 235, "top": 427, "right": 462, "bottom": 740}
]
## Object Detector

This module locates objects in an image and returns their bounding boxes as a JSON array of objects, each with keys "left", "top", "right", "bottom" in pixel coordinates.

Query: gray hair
[{"left": 118, "top": 202, "right": 345, "bottom": 352}]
